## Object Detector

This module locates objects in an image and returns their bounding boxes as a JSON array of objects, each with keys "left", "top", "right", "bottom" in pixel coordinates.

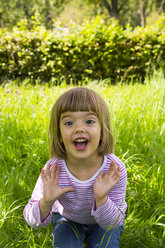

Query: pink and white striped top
[{"left": 24, "top": 153, "right": 127, "bottom": 230}]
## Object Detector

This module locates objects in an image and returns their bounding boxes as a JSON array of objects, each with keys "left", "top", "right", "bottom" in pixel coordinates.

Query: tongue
[{"left": 75, "top": 141, "right": 87, "bottom": 150}]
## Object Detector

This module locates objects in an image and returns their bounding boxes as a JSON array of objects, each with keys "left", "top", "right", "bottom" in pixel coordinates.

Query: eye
[
  {"left": 64, "top": 121, "right": 73, "bottom": 126},
  {"left": 86, "top": 119, "right": 95, "bottom": 125}
]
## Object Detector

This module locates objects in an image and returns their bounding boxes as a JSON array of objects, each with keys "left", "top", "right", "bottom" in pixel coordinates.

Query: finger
[
  {"left": 112, "top": 165, "right": 120, "bottom": 181},
  {"left": 41, "top": 169, "right": 45, "bottom": 181},
  {"left": 115, "top": 166, "right": 121, "bottom": 181},
  {"left": 97, "top": 170, "right": 104, "bottom": 180},
  {"left": 51, "top": 163, "right": 58, "bottom": 177},
  {"left": 45, "top": 163, "right": 51, "bottom": 178},
  {"left": 62, "top": 187, "right": 75, "bottom": 194},
  {"left": 55, "top": 166, "right": 61, "bottom": 180},
  {"left": 107, "top": 161, "right": 116, "bottom": 175}
]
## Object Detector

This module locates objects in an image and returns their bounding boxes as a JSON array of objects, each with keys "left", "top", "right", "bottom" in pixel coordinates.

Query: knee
[{"left": 52, "top": 222, "right": 84, "bottom": 248}]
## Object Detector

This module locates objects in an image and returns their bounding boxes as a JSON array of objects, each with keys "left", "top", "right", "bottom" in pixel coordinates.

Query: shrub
[{"left": 0, "top": 16, "right": 164, "bottom": 84}]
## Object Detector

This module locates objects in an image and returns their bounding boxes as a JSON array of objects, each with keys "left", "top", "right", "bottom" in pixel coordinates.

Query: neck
[{"left": 65, "top": 155, "right": 104, "bottom": 180}]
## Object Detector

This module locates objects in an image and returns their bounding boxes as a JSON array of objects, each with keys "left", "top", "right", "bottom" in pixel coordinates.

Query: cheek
[
  {"left": 97, "top": 126, "right": 102, "bottom": 138},
  {"left": 59, "top": 124, "right": 66, "bottom": 143},
  {"left": 60, "top": 130, "right": 66, "bottom": 143},
  {"left": 59, "top": 129, "right": 70, "bottom": 144},
  {"left": 92, "top": 129, "right": 101, "bottom": 143}
]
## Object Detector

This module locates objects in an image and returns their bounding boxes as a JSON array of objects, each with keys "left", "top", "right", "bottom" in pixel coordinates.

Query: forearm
[
  {"left": 95, "top": 195, "right": 108, "bottom": 209},
  {"left": 92, "top": 197, "right": 127, "bottom": 230},
  {"left": 24, "top": 199, "right": 52, "bottom": 228},
  {"left": 39, "top": 198, "right": 54, "bottom": 222}
]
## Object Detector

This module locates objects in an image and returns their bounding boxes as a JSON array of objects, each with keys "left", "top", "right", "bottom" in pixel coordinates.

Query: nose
[{"left": 73, "top": 122, "right": 85, "bottom": 133}]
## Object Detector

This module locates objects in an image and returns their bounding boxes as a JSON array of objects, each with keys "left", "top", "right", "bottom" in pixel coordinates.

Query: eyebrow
[
  {"left": 61, "top": 114, "right": 72, "bottom": 120},
  {"left": 61, "top": 112, "right": 97, "bottom": 120}
]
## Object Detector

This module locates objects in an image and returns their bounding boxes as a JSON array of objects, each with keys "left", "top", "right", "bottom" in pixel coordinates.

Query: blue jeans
[{"left": 51, "top": 213, "right": 124, "bottom": 248}]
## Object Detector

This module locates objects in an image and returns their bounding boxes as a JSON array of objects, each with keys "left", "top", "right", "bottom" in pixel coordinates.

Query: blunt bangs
[{"left": 57, "top": 88, "right": 101, "bottom": 114}]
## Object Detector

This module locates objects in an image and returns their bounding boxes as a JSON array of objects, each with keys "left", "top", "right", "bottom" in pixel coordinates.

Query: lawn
[{"left": 0, "top": 74, "right": 165, "bottom": 247}]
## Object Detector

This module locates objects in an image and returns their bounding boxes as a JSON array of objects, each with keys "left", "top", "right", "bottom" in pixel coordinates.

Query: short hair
[{"left": 49, "top": 87, "right": 114, "bottom": 159}]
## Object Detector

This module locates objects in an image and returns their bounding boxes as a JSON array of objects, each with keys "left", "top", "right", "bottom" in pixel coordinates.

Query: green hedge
[{"left": 0, "top": 17, "right": 165, "bottom": 83}]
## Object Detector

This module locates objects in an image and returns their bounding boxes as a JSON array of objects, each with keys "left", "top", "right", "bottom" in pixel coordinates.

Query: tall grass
[{"left": 0, "top": 73, "right": 164, "bottom": 247}]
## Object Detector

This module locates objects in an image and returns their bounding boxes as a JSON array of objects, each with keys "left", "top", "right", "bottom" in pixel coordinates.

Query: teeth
[{"left": 75, "top": 139, "right": 87, "bottom": 143}]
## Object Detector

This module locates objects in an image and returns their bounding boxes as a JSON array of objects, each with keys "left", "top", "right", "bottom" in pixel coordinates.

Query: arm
[
  {"left": 92, "top": 161, "right": 127, "bottom": 230},
  {"left": 23, "top": 173, "right": 52, "bottom": 229},
  {"left": 39, "top": 163, "right": 74, "bottom": 222},
  {"left": 24, "top": 161, "right": 74, "bottom": 228}
]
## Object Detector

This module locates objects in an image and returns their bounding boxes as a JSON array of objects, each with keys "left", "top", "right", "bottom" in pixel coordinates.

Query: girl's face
[{"left": 59, "top": 111, "right": 102, "bottom": 163}]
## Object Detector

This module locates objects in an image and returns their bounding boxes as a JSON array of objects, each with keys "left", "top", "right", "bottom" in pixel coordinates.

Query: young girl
[{"left": 24, "top": 87, "right": 127, "bottom": 248}]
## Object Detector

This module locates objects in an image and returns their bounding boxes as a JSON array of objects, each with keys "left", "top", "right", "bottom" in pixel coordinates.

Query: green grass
[{"left": 0, "top": 73, "right": 165, "bottom": 247}]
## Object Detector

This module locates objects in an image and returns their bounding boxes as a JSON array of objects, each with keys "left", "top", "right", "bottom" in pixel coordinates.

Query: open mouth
[{"left": 73, "top": 138, "right": 89, "bottom": 151}]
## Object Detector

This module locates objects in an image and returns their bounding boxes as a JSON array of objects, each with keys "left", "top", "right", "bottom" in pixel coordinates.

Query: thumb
[{"left": 62, "top": 187, "right": 75, "bottom": 194}]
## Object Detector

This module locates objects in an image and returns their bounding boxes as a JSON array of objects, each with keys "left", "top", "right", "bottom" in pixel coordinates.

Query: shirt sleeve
[
  {"left": 91, "top": 161, "right": 127, "bottom": 230},
  {"left": 23, "top": 172, "right": 53, "bottom": 228},
  {"left": 23, "top": 160, "right": 57, "bottom": 228}
]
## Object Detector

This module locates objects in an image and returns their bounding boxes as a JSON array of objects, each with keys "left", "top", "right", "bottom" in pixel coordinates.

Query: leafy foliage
[
  {"left": 0, "top": 0, "right": 164, "bottom": 28},
  {"left": 0, "top": 16, "right": 164, "bottom": 84}
]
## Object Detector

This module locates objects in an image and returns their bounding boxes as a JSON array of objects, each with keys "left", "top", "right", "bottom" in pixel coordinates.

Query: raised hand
[
  {"left": 93, "top": 161, "right": 120, "bottom": 208},
  {"left": 41, "top": 163, "right": 75, "bottom": 204},
  {"left": 39, "top": 163, "right": 74, "bottom": 221}
]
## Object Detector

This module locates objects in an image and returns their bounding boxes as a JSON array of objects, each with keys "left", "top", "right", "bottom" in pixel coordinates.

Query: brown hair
[{"left": 49, "top": 87, "right": 114, "bottom": 158}]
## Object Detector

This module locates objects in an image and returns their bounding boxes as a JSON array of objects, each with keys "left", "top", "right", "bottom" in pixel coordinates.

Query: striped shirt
[{"left": 24, "top": 153, "right": 127, "bottom": 230}]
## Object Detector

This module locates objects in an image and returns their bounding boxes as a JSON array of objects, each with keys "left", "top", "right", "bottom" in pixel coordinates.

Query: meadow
[{"left": 0, "top": 72, "right": 165, "bottom": 247}]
